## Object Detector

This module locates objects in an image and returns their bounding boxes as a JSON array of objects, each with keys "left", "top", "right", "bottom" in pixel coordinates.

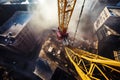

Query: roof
[
  {"left": 109, "top": 8, "right": 120, "bottom": 16},
  {"left": 0, "top": 11, "right": 32, "bottom": 37}
]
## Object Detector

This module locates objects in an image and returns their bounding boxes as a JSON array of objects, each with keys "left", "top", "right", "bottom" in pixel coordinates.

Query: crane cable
[{"left": 72, "top": 0, "right": 85, "bottom": 45}]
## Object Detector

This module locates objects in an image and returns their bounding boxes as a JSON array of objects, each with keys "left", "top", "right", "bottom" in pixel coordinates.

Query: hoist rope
[{"left": 72, "top": 0, "right": 85, "bottom": 45}]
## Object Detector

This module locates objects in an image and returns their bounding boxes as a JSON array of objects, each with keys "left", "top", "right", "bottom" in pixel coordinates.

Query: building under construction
[{"left": 0, "top": 0, "right": 120, "bottom": 80}]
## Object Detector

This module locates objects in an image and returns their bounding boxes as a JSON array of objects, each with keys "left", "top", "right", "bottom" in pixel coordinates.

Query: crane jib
[{"left": 57, "top": 0, "right": 77, "bottom": 36}]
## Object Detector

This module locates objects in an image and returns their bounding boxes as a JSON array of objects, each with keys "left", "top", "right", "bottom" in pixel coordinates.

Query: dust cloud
[
  {"left": 28, "top": 0, "right": 58, "bottom": 30},
  {"left": 69, "top": 0, "right": 106, "bottom": 41},
  {"left": 28, "top": 0, "right": 105, "bottom": 40}
]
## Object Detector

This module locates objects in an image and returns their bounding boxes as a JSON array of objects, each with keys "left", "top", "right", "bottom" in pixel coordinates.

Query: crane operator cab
[{"left": 56, "top": 28, "right": 69, "bottom": 46}]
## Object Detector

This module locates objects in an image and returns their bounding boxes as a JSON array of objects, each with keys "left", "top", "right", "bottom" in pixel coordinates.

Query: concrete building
[
  {"left": 90, "top": 0, "right": 120, "bottom": 25},
  {"left": 94, "top": 6, "right": 120, "bottom": 59},
  {"left": 114, "top": 50, "right": 120, "bottom": 61},
  {"left": 0, "top": 9, "right": 43, "bottom": 80},
  {"left": 79, "top": 0, "right": 120, "bottom": 39},
  {"left": 94, "top": 6, "right": 120, "bottom": 41},
  {"left": 0, "top": 11, "right": 41, "bottom": 57},
  {"left": 98, "top": 0, "right": 120, "bottom": 5},
  {"left": 51, "top": 67, "right": 77, "bottom": 80}
]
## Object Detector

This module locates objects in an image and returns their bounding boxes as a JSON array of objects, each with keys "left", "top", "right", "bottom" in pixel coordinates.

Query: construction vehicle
[{"left": 57, "top": 0, "right": 120, "bottom": 80}]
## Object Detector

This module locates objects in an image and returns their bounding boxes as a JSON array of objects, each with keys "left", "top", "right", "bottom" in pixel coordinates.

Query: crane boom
[
  {"left": 57, "top": 0, "right": 76, "bottom": 38},
  {"left": 65, "top": 47, "right": 120, "bottom": 80},
  {"left": 57, "top": 0, "right": 120, "bottom": 79}
]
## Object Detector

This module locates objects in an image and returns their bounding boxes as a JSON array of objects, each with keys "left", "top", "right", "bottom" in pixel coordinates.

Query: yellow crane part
[
  {"left": 65, "top": 47, "right": 120, "bottom": 80},
  {"left": 58, "top": 0, "right": 76, "bottom": 33}
]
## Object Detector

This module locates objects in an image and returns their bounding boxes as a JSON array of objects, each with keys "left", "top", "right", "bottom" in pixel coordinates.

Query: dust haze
[
  {"left": 28, "top": 0, "right": 105, "bottom": 40},
  {"left": 28, "top": 0, "right": 58, "bottom": 30}
]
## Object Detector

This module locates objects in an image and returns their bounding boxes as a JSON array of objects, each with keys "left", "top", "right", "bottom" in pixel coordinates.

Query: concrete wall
[{"left": 0, "top": 4, "right": 28, "bottom": 26}]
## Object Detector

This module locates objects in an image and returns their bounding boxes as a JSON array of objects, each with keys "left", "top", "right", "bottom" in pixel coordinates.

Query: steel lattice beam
[
  {"left": 65, "top": 47, "right": 120, "bottom": 80},
  {"left": 58, "top": 0, "right": 76, "bottom": 33}
]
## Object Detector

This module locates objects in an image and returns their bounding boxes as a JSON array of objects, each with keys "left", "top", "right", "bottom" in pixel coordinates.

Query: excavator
[{"left": 57, "top": 0, "right": 120, "bottom": 80}]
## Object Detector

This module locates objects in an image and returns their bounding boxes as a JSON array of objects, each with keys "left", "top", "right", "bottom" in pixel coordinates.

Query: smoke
[
  {"left": 28, "top": 0, "right": 95, "bottom": 32},
  {"left": 28, "top": 0, "right": 58, "bottom": 30},
  {"left": 28, "top": 0, "right": 106, "bottom": 41},
  {"left": 68, "top": 0, "right": 98, "bottom": 40},
  {"left": 68, "top": 0, "right": 107, "bottom": 41}
]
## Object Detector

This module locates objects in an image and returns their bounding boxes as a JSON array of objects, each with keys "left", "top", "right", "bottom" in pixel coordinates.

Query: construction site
[{"left": 0, "top": 0, "right": 120, "bottom": 80}]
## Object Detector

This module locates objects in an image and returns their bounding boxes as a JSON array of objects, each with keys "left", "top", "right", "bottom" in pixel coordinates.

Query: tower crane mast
[{"left": 57, "top": 0, "right": 76, "bottom": 40}]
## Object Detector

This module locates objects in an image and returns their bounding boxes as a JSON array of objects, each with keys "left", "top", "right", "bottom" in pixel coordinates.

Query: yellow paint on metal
[
  {"left": 95, "top": 65, "right": 109, "bottom": 80},
  {"left": 70, "top": 48, "right": 120, "bottom": 67},
  {"left": 58, "top": 0, "right": 76, "bottom": 33},
  {"left": 65, "top": 47, "right": 120, "bottom": 80},
  {"left": 65, "top": 47, "right": 91, "bottom": 80}
]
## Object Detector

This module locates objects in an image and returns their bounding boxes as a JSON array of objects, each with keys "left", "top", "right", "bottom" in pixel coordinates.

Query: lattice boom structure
[{"left": 65, "top": 47, "right": 120, "bottom": 80}]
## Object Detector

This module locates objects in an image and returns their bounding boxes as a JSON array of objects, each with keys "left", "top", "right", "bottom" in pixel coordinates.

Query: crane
[
  {"left": 56, "top": 0, "right": 76, "bottom": 45},
  {"left": 57, "top": 0, "right": 120, "bottom": 80}
]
